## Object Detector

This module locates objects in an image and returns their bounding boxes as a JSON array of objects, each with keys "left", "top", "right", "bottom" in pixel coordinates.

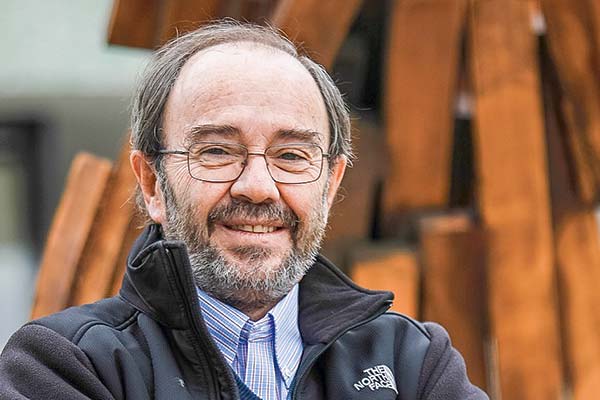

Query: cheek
[
  {"left": 168, "top": 160, "right": 193, "bottom": 184},
  {"left": 172, "top": 178, "right": 232, "bottom": 219},
  {"left": 279, "top": 184, "right": 326, "bottom": 220}
]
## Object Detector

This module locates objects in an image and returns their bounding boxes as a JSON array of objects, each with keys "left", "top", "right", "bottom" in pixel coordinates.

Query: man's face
[{"left": 153, "top": 43, "right": 345, "bottom": 312}]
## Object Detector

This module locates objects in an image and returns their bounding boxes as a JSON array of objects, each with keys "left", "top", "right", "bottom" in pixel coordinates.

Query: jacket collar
[{"left": 119, "top": 224, "right": 394, "bottom": 343}]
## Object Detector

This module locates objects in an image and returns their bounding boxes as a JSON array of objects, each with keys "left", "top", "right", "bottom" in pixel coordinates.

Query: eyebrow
[
  {"left": 183, "top": 124, "right": 240, "bottom": 145},
  {"left": 183, "top": 125, "right": 325, "bottom": 145},
  {"left": 275, "top": 128, "right": 324, "bottom": 145}
]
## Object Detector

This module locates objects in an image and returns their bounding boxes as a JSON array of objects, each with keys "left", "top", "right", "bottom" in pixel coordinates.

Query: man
[{"left": 0, "top": 21, "right": 487, "bottom": 399}]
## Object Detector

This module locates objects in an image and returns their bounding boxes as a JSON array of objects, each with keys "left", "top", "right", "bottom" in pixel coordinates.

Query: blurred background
[
  {"left": 3, "top": 0, "right": 600, "bottom": 399},
  {"left": 0, "top": 0, "right": 150, "bottom": 347}
]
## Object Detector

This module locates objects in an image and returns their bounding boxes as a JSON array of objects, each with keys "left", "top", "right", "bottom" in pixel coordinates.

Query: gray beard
[{"left": 159, "top": 173, "right": 329, "bottom": 314}]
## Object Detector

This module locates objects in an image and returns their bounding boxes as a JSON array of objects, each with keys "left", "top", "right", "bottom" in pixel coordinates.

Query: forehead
[{"left": 162, "top": 42, "right": 329, "bottom": 147}]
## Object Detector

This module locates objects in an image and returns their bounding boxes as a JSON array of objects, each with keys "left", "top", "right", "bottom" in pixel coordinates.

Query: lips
[
  {"left": 208, "top": 200, "right": 298, "bottom": 236},
  {"left": 215, "top": 222, "right": 290, "bottom": 250}
]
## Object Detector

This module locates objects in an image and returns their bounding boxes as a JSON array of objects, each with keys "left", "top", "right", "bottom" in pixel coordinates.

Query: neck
[
  {"left": 244, "top": 304, "right": 275, "bottom": 321},
  {"left": 237, "top": 300, "right": 279, "bottom": 321},
  {"left": 200, "top": 287, "right": 286, "bottom": 321}
]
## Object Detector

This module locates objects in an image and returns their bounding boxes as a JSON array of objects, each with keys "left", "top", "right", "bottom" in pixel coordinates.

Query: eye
[
  {"left": 270, "top": 146, "right": 313, "bottom": 161},
  {"left": 203, "top": 146, "right": 230, "bottom": 156},
  {"left": 190, "top": 143, "right": 240, "bottom": 158},
  {"left": 278, "top": 151, "right": 307, "bottom": 161}
]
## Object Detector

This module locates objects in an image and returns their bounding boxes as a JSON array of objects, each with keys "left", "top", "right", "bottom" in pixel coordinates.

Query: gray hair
[{"left": 130, "top": 20, "right": 353, "bottom": 165}]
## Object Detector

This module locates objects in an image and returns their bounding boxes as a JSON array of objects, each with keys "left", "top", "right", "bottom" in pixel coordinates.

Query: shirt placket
[{"left": 238, "top": 318, "right": 279, "bottom": 400}]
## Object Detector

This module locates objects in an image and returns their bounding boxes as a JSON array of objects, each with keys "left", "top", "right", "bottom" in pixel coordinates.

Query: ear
[
  {"left": 130, "top": 150, "right": 167, "bottom": 224},
  {"left": 324, "top": 156, "right": 347, "bottom": 210}
]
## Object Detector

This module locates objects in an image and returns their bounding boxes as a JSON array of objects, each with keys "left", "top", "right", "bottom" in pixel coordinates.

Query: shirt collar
[
  {"left": 197, "top": 288, "right": 247, "bottom": 366},
  {"left": 197, "top": 284, "right": 303, "bottom": 385}
]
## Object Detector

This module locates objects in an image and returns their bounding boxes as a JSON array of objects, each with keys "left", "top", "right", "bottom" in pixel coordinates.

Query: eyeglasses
[{"left": 157, "top": 142, "right": 330, "bottom": 184}]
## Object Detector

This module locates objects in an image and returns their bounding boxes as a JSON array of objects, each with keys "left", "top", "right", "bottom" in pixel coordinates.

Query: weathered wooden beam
[
  {"left": 542, "top": 0, "right": 600, "bottom": 204},
  {"left": 238, "top": 0, "right": 279, "bottom": 23},
  {"left": 31, "top": 154, "right": 112, "bottom": 319},
  {"left": 109, "top": 213, "right": 145, "bottom": 297},
  {"left": 381, "top": 0, "right": 466, "bottom": 232},
  {"left": 590, "top": 0, "right": 600, "bottom": 62},
  {"left": 553, "top": 214, "right": 600, "bottom": 400},
  {"left": 108, "top": 0, "right": 221, "bottom": 49},
  {"left": 270, "top": 0, "right": 364, "bottom": 69},
  {"left": 350, "top": 244, "right": 419, "bottom": 318},
  {"left": 469, "top": 1, "right": 563, "bottom": 398},
  {"left": 107, "top": 0, "right": 162, "bottom": 48},
  {"left": 542, "top": 41, "right": 600, "bottom": 400},
  {"left": 418, "top": 212, "right": 488, "bottom": 392},
  {"left": 321, "top": 117, "right": 385, "bottom": 268},
  {"left": 71, "top": 143, "right": 139, "bottom": 306},
  {"left": 157, "top": 0, "right": 221, "bottom": 45}
]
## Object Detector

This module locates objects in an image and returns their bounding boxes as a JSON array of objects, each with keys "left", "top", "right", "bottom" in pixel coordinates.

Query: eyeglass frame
[{"left": 155, "top": 141, "right": 331, "bottom": 184}]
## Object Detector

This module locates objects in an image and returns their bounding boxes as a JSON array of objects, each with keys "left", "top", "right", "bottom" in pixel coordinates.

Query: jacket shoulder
[
  {"left": 0, "top": 297, "right": 137, "bottom": 400},
  {"left": 30, "top": 296, "right": 139, "bottom": 344},
  {"left": 378, "top": 311, "right": 432, "bottom": 338},
  {"left": 375, "top": 312, "right": 432, "bottom": 399},
  {"left": 415, "top": 321, "right": 489, "bottom": 399},
  {"left": 357, "top": 313, "right": 488, "bottom": 399}
]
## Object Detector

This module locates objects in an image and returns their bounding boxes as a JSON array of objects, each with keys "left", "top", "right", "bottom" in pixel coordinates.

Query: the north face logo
[{"left": 353, "top": 365, "right": 398, "bottom": 394}]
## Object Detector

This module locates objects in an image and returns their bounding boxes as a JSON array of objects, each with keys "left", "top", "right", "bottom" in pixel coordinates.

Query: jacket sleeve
[
  {"left": 416, "top": 322, "right": 489, "bottom": 400},
  {"left": 0, "top": 323, "right": 115, "bottom": 400}
]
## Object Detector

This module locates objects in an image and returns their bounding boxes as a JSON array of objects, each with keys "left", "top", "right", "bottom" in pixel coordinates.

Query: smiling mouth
[{"left": 226, "top": 224, "right": 282, "bottom": 233}]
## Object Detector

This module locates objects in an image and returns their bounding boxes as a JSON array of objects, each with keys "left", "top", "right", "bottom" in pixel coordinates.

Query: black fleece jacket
[{"left": 0, "top": 225, "right": 488, "bottom": 399}]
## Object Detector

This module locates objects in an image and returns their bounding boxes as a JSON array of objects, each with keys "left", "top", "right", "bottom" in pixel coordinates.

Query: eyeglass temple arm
[{"left": 157, "top": 150, "right": 188, "bottom": 155}]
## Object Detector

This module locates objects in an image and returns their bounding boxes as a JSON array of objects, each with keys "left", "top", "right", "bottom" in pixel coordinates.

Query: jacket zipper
[
  {"left": 164, "top": 246, "right": 240, "bottom": 400},
  {"left": 165, "top": 243, "right": 393, "bottom": 400},
  {"left": 290, "top": 301, "right": 393, "bottom": 400}
]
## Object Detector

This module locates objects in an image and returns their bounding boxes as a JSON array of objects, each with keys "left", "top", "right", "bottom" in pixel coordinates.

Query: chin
[
  {"left": 224, "top": 249, "right": 287, "bottom": 277},
  {"left": 223, "top": 244, "right": 284, "bottom": 265}
]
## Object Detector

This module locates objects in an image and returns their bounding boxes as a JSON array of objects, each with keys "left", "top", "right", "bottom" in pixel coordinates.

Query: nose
[{"left": 229, "top": 154, "right": 280, "bottom": 204}]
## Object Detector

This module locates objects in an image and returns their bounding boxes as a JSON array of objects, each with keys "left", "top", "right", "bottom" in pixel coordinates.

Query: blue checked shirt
[{"left": 197, "top": 285, "right": 303, "bottom": 400}]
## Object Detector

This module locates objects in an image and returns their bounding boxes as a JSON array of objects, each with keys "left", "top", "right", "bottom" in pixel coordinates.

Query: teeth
[{"left": 232, "top": 225, "right": 276, "bottom": 233}]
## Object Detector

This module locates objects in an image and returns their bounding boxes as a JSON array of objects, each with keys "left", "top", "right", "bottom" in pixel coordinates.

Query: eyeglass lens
[{"left": 187, "top": 142, "right": 324, "bottom": 184}]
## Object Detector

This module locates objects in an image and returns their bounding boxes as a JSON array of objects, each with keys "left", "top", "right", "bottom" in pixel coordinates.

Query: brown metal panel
[
  {"left": 31, "top": 154, "right": 112, "bottom": 319},
  {"left": 542, "top": 0, "right": 600, "bottom": 204},
  {"left": 70, "top": 143, "right": 139, "bottom": 306},
  {"left": 469, "top": 1, "right": 562, "bottom": 398},
  {"left": 270, "top": 0, "right": 364, "bottom": 69},
  {"left": 381, "top": 0, "right": 466, "bottom": 230},
  {"left": 350, "top": 245, "right": 419, "bottom": 318},
  {"left": 107, "top": 0, "right": 162, "bottom": 48},
  {"left": 419, "top": 212, "right": 488, "bottom": 392}
]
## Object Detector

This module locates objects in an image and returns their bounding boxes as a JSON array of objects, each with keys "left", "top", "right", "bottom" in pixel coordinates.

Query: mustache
[{"left": 207, "top": 199, "right": 299, "bottom": 230}]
